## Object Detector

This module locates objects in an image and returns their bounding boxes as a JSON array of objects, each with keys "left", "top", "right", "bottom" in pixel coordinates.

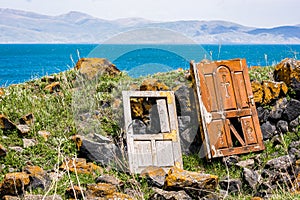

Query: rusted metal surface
[
  {"left": 122, "top": 91, "right": 183, "bottom": 173},
  {"left": 190, "top": 59, "right": 265, "bottom": 159}
]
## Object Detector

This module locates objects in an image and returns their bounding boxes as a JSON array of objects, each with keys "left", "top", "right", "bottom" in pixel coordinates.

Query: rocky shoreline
[{"left": 0, "top": 58, "right": 300, "bottom": 199}]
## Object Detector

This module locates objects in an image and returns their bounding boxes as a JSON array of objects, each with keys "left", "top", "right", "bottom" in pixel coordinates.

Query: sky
[{"left": 1, "top": 0, "right": 299, "bottom": 28}]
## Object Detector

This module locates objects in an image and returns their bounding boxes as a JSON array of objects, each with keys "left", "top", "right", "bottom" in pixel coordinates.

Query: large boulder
[
  {"left": 273, "top": 58, "right": 300, "bottom": 86},
  {"left": 73, "top": 135, "right": 124, "bottom": 171},
  {"left": 75, "top": 58, "right": 120, "bottom": 80},
  {"left": 164, "top": 167, "right": 218, "bottom": 198},
  {"left": 251, "top": 80, "right": 288, "bottom": 104},
  {"left": 282, "top": 99, "right": 300, "bottom": 122}
]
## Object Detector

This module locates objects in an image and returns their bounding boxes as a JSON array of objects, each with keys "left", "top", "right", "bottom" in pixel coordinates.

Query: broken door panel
[
  {"left": 191, "top": 59, "right": 265, "bottom": 159},
  {"left": 122, "top": 91, "right": 183, "bottom": 173}
]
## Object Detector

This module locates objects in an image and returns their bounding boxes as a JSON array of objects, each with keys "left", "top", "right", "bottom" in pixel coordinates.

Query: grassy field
[{"left": 0, "top": 64, "right": 299, "bottom": 199}]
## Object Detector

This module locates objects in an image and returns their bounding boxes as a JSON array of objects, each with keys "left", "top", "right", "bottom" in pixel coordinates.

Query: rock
[
  {"left": 219, "top": 179, "right": 242, "bottom": 194},
  {"left": 75, "top": 58, "right": 120, "bottom": 80},
  {"left": 17, "top": 124, "right": 31, "bottom": 135},
  {"left": 0, "top": 172, "right": 30, "bottom": 196},
  {"left": 3, "top": 194, "right": 62, "bottom": 200},
  {"left": 174, "top": 85, "right": 194, "bottom": 115},
  {"left": 77, "top": 137, "right": 124, "bottom": 170},
  {"left": 223, "top": 156, "right": 240, "bottom": 167},
  {"left": 251, "top": 80, "right": 288, "bottom": 104},
  {"left": 177, "top": 116, "right": 191, "bottom": 132},
  {"left": 289, "top": 141, "right": 300, "bottom": 159},
  {"left": 149, "top": 188, "right": 192, "bottom": 200},
  {"left": 65, "top": 185, "right": 85, "bottom": 199},
  {"left": 0, "top": 144, "right": 7, "bottom": 157},
  {"left": 291, "top": 77, "right": 300, "bottom": 99},
  {"left": 283, "top": 99, "right": 300, "bottom": 121},
  {"left": 24, "top": 165, "right": 50, "bottom": 190},
  {"left": 179, "top": 127, "right": 200, "bottom": 155},
  {"left": 132, "top": 119, "right": 147, "bottom": 134},
  {"left": 130, "top": 98, "right": 144, "bottom": 119},
  {"left": 85, "top": 183, "right": 117, "bottom": 198},
  {"left": 22, "top": 138, "right": 37, "bottom": 148},
  {"left": 95, "top": 174, "right": 122, "bottom": 186},
  {"left": 269, "top": 108, "right": 283, "bottom": 120},
  {"left": 19, "top": 113, "right": 34, "bottom": 125},
  {"left": 0, "top": 115, "right": 17, "bottom": 130},
  {"left": 289, "top": 117, "right": 300, "bottom": 132},
  {"left": 124, "top": 187, "right": 143, "bottom": 199},
  {"left": 9, "top": 146, "right": 23, "bottom": 152},
  {"left": 273, "top": 58, "right": 300, "bottom": 86},
  {"left": 164, "top": 167, "right": 218, "bottom": 197},
  {"left": 260, "top": 121, "right": 276, "bottom": 140},
  {"left": 276, "top": 120, "right": 289, "bottom": 133},
  {"left": 257, "top": 107, "right": 269, "bottom": 123},
  {"left": 105, "top": 192, "right": 133, "bottom": 200},
  {"left": 140, "top": 78, "right": 169, "bottom": 91},
  {"left": 270, "top": 135, "right": 283, "bottom": 147},
  {"left": 92, "top": 133, "right": 112, "bottom": 143},
  {"left": 260, "top": 169, "right": 292, "bottom": 191},
  {"left": 0, "top": 88, "right": 5, "bottom": 96},
  {"left": 60, "top": 158, "right": 103, "bottom": 175},
  {"left": 37, "top": 130, "right": 51, "bottom": 141},
  {"left": 265, "top": 155, "right": 296, "bottom": 171},
  {"left": 251, "top": 80, "right": 263, "bottom": 104},
  {"left": 140, "top": 166, "right": 166, "bottom": 187},
  {"left": 236, "top": 159, "right": 255, "bottom": 168},
  {"left": 268, "top": 98, "right": 288, "bottom": 121},
  {"left": 262, "top": 81, "right": 288, "bottom": 104},
  {"left": 44, "top": 82, "right": 60, "bottom": 93},
  {"left": 243, "top": 168, "right": 259, "bottom": 190}
]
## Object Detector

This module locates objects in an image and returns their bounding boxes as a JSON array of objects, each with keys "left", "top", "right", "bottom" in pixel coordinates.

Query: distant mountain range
[{"left": 0, "top": 8, "right": 300, "bottom": 44}]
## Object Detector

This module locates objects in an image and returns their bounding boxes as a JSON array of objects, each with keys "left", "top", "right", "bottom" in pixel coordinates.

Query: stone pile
[{"left": 252, "top": 59, "right": 300, "bottom": 141}]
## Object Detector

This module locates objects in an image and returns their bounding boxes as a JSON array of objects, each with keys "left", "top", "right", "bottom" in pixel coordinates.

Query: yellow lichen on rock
[
  {"left": 75, "top": 58, "right": 120, "bottom": 80},
  {"left": 140, "top": 78, "right": 169, "bottom": 91},
  {"left": 274, "top": 58, "right": 300, "bottom": 86},
  {"left": 164, "top": 167, "right": 218, "bottom": 190},
  {"left": 44, "top": 82, "right": 60, "bottom": 93},
  {"left": 251, "top": 80, "right": 263, "bottom": 103},
  {"left": 86, "top": 183, "right": 117, "bottom": 197},
  {"left": 0, "top": 172, "right": 30, "bottom": 196},
  {"left": 60, "top": 158, "right": 103, "bottom": 175}
]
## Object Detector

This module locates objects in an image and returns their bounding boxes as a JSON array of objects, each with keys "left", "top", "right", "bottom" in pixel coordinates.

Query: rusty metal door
[
  {"left": 191, "top": 59, "right": 265, "bottom": 158},
  {"left": 122, "top": 91, "right": 183, "bottom": 173}
]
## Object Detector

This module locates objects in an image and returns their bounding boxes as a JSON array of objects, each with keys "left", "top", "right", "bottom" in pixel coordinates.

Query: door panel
[
  {"left": 191, "top": 59, "right": 265, "bottom": 158},
  {"left": 123, "top": 91, "right": 183, "bottom": 173}
]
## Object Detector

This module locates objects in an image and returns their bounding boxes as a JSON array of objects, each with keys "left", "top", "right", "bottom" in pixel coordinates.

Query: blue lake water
[{"left": 0, "top": 44, "right": 300, "bottom": 86}]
